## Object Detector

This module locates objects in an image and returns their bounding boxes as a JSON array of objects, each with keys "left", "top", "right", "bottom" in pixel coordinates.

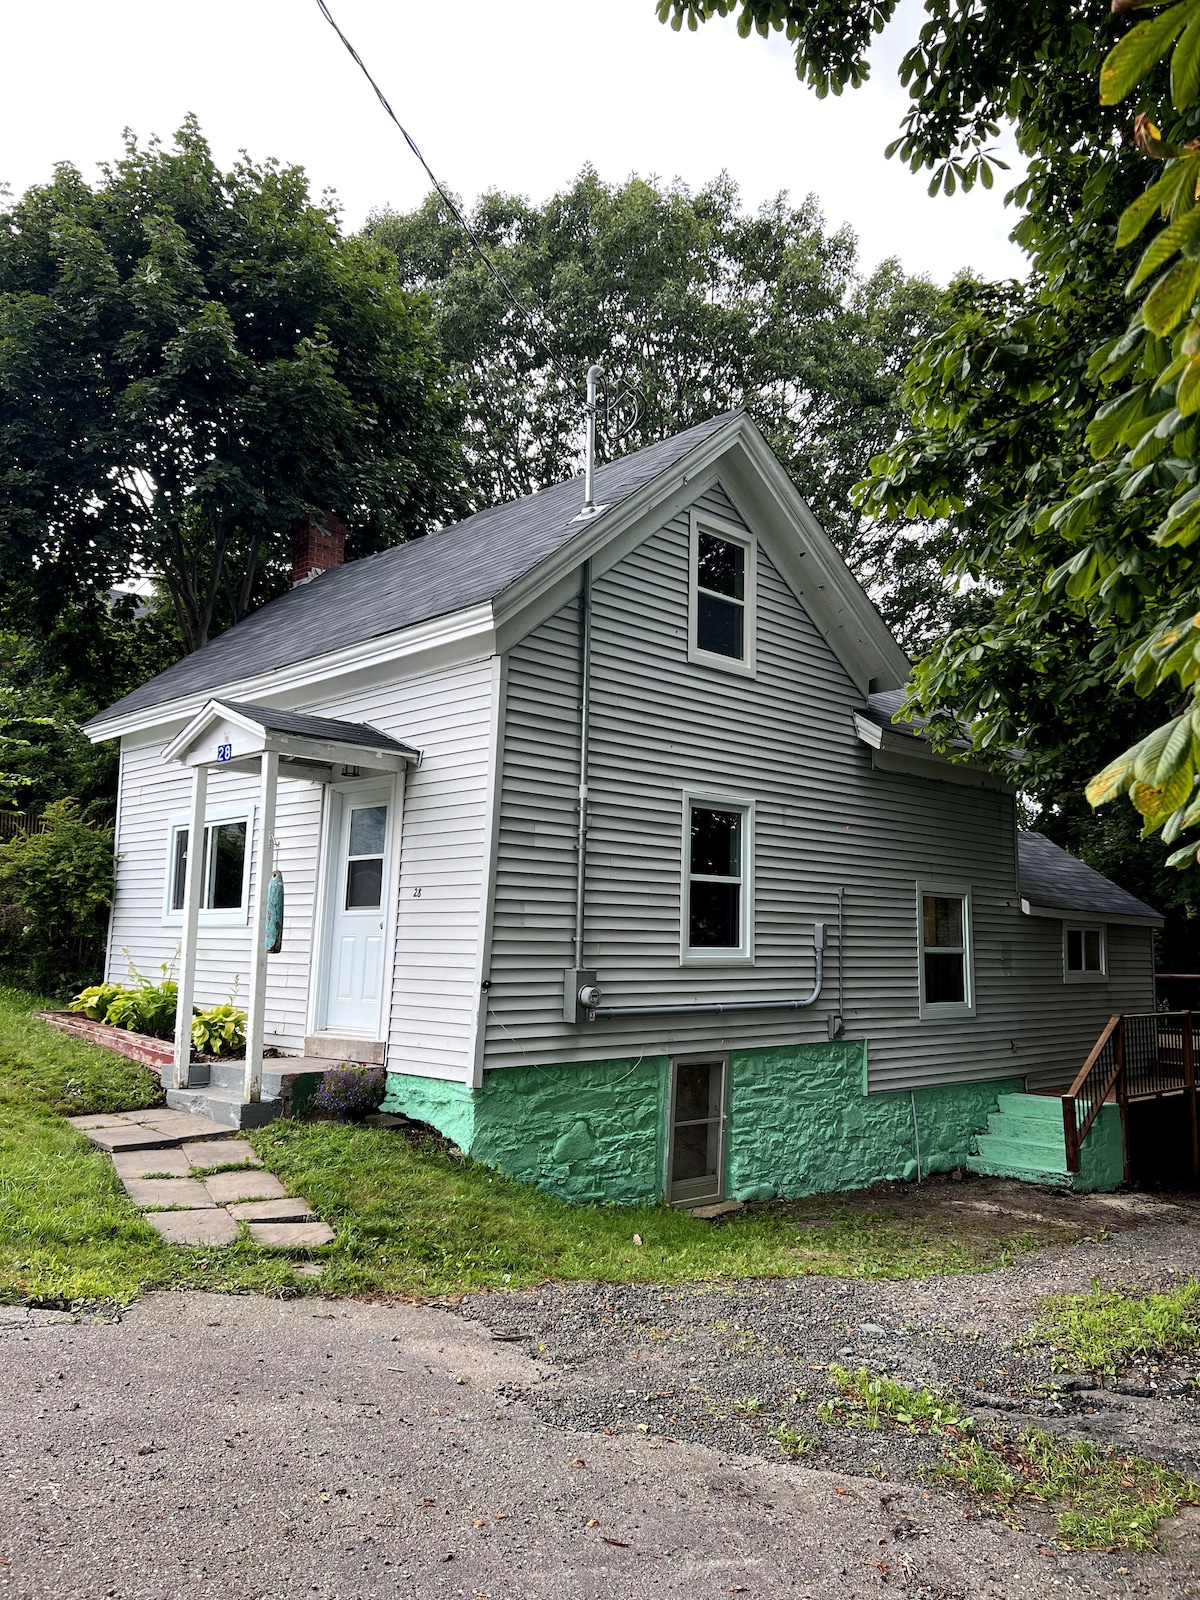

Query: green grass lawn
[{"left": 0, "top": 983, "right": 1087, "bottom": 1308}]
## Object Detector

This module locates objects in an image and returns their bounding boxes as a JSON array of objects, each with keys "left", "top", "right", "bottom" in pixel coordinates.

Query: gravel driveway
[{"left": 3, "top": 1184, "right": 1200, "bottom": 1598}]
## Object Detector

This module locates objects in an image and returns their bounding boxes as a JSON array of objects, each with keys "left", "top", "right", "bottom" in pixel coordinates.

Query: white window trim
[
  {"left": 162, "top": 804, "right": 255, "bottom": 928},
  {"left": 1064, "top": 922, "right": 1107, "bottom": 983},
  {"left": 687, "top": 510, "right": 757, "bottom": 679},
  {"left": 916, "top": 880, "right": 975, "bottom": 1020},
  {"left": 680, "top": 789, "right": 755, "bottom": 966}
]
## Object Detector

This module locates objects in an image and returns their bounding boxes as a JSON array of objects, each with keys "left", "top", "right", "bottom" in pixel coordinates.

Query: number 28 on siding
[{"left": 216, "top": 742, "right": 233, "bottom": 762}]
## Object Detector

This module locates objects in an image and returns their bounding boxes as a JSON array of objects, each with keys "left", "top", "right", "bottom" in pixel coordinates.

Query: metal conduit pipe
[
  {"left": 586, "top": 922, "right": 825, "bottom": 1020},
  {"left": 573, "top": 556, "right": 593, "bottom": 972}
]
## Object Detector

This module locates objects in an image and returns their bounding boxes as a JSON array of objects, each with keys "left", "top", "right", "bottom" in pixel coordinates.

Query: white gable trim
[{"left": 87, "top": 413, "right": 907, "bottom": 744}]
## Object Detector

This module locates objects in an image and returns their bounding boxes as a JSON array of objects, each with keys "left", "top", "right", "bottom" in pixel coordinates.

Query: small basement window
[
  {"left": 684, "top": 795, "right": 753, "bottom": 962},
  {"left": 918, "top": 885, "right": 973, "bottom": 1016},
  {"left": 165, "top": 813, "right": 251, "bottom": 923},
  {"left": 1065, "top": 924, "right": 1106, "bottom": 981},
  {"left": 689, "top": 513, "right": 755, "bottom": 675}
]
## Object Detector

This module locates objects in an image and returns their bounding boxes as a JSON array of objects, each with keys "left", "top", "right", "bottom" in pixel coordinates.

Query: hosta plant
[
  {"left": 191, "top": 1003, "right": 247, "bottom": 1057},
  {"left": 68, "top": 982, "right": 125, "bottom": 1022}
]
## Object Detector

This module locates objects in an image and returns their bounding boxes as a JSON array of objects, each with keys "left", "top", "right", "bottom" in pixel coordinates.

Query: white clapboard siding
[
  {"left": 110, "top": 653, "right": 497, "bottom": 1078},
  {"left": 109, "top": 738, "right": 321, "bottom": 1054},
  {"left": 300, "top": 655, "right": 496, "bottom": 1079},
  {"left": 484, "top": 481, "right": 1156, "bottom": 1089}
]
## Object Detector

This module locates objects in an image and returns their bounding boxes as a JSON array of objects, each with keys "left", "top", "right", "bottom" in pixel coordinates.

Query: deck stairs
[{"left": 965, "top": 1094, "right": 1075, "bottom": 1187}]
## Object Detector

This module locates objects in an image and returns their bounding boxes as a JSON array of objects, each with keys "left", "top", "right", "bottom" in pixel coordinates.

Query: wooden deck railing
[{"left": 1062, "top": 1011, "right": 1199, "bottom": 1177}]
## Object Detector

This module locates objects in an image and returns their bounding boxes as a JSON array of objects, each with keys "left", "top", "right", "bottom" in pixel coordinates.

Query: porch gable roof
[{"left": 162, "top": 698, "right": 419, "bottom": 774}]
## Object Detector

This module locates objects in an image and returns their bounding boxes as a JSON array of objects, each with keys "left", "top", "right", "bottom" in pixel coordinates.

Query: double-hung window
[
  {"left": 164, "top": 811, "right": 252, "bottom": 924},
  {"left": 689, "top": 513, "right": 756, "bottom": 675},
  {"left": 683, "top": 794, "right": 753, "bottom": 962},
  {"left": 1064, "top": 924, "right": 1105, "bottom": 981},
  {"left": 917, "top": 883, "right": 974, "bottom": 1017}
]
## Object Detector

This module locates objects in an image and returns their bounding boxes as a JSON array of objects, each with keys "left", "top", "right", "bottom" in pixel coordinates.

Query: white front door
[{"left": 319, "top": 784, "right": 394, "bottom": 1036}]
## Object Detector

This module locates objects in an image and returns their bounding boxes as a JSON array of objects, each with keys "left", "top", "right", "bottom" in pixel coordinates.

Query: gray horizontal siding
[{"left": 485, "top": 481, "right": 1155, "bottom": 1089}]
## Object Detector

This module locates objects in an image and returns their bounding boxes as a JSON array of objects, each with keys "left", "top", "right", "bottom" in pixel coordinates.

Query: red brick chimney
[{"left": 291, "top": 512, "right": 347, "bottom": 587}]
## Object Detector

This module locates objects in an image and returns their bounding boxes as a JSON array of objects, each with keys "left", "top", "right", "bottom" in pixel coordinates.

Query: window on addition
[
  {"left": 689, "top": 514, "right": 755, "bottom": 674},
  {"left": 1065, "top": 925, "right": 1105, "bottom": 981}
]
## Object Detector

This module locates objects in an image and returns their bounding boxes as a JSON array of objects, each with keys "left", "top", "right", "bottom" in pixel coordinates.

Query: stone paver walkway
[{"left": 67, "top": 1108, "right": 334, "bottom": 1250}]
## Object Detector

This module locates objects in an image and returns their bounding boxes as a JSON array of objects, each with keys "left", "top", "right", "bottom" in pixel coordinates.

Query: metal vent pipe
[{"left": 587, "top": 923, "right": 826, "bottom": 1019}]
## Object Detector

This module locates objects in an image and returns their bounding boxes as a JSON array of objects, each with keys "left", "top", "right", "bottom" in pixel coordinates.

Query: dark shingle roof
[
  {"left": 89, "top": 412, "right": 741, "bottom": 727},
  {"left": 1018, "top": 830, "right": 1161, "bottom": 924},
  {"left": 864, "top": 688, "right": 972, "bottom": 751},
  {"left": 218, "top": 701, "right": 418, "bottom": 758}
]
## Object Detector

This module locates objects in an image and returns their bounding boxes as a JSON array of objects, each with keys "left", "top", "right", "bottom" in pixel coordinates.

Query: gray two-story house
[{"left": 85, "top": 411, "right": 1159, "bottom": 1201}]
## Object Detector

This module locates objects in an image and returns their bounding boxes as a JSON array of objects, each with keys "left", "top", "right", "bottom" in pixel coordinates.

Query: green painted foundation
[{"left": 382, "top": 1040, "right": 1062, "bottom": 1205}]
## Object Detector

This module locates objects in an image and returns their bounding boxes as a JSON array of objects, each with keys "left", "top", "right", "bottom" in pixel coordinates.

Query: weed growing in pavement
[
  {"left": 818, "top": 1366, "right": 974, "bottom": 1434},
  {"left": 936, "top": 1427, "right": 1200, "bottom": 1552},
  {"left": 1033, "top": 1279, "right": 1200, "bottom": 1374},
  {"left": 769, "top": 1423, "right": 816, "bottom": 1459},
  {"left": 733, "top": 1395, "right": 764, "bottom": 1416}
]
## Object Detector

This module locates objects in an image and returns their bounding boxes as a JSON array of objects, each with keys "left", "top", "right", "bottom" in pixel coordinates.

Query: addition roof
[
  {"left": 1018, "top": 830, "right": 1161, "bottom": 926},
  {"left": 87, "top": 411, "right": 741, "bottom": 729},
  {"left": 867, "top": 694, "right": 1162, "bottom": 924}
]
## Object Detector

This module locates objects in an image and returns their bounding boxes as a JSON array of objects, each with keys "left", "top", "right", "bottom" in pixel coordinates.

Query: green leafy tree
[
  {"left": 0, "top": 801, "right": 115, "bottom": 990},
  {"left": 368, "top": 171, "right": 949, "bottom": 647},
  {"left": 656, "top": 2, "right": 1200, "bottom": 950},
  {"left": 0, "top": 117, "right": 466, "bottom": 653}
]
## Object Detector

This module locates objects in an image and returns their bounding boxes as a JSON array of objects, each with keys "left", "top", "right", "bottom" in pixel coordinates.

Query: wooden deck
[{"left": 1062, "top": 1012, "right": 1200, "bottom": 1180}]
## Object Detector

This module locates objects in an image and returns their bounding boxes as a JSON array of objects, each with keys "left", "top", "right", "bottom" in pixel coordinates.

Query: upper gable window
[{"left": 688, "top": 512, "right": 756, "bottom": 677}]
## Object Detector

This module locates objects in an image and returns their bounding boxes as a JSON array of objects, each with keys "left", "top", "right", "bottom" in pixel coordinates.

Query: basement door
[
  {"left": 316, "top": 783, "right": 395, "bottom": 1037},
  {"left": 667, "top": 1057, "right": 727, "bottom": 1207}
]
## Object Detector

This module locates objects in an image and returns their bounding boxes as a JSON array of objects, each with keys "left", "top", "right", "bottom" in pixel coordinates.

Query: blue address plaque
[{"left": 216, "top": 742, "right": 233, "bottom": 763}]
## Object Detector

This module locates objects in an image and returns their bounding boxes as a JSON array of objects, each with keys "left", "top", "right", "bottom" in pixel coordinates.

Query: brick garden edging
[{"left": 34, "top": 1011, "right": 173, "bottom": 1075}]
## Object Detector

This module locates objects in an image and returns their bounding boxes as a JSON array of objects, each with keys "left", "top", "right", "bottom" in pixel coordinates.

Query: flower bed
[{"left": 34, "top": 1010, "right": 175, "bottom": 1075}]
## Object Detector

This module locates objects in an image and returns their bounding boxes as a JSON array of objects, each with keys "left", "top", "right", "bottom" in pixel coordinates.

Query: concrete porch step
[
  {"left": 964, "top": 1152, "right": 1074, "bottom": 1187},
  {"left": 993, "top": 1092, "right": 1067, "bottom": 1125},
  {"left": 305, "top": 1035, "right": 385, "bottom": 1065},
  {"left": 165, "top": 1086, "right": 280, "bottom": 1131}
]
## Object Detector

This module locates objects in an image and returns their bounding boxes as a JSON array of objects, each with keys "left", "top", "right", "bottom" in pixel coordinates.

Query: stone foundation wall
[
  {"left": 726, "top": 1041, "right": 1023, "bottom": 1200},
  {"left": 384, "top": 1040, "right": 1023, "bottom": 1205}
]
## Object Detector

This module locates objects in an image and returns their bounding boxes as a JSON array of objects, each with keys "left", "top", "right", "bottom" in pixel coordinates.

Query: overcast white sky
[{"left": 1, "top": 0, "right": 1026, "bottom": 286}]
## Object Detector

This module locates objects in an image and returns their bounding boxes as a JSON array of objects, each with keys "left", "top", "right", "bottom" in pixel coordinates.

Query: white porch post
[
  {"left": 242, "top": 749, "right": 279, "bottom": 1103},
  {"left": 172, "top": 764, "right": 208, "bottom": 1091}
]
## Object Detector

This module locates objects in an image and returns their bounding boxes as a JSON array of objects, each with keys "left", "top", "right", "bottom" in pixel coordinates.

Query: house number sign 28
[{"left": 216, "top": 742, "right": 233, "bottom": 762}]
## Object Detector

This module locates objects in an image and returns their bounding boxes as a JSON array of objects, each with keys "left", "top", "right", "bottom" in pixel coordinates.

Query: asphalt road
[{"left": 1, "top": 1290, "right": 1195, "bottom": 1599}]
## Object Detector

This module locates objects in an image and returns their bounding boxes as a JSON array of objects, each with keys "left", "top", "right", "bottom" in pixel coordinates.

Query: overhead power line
[{"left": 314, "top": 0, "right": 579, "bottom": 397}]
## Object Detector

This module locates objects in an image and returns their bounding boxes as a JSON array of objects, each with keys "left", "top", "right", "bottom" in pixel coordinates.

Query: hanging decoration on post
[{"left": 265, "top": 838, "right": 285, "bottom": 954}]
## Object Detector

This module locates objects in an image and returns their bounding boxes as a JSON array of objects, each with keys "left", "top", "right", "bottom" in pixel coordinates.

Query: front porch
[{"left": 160, "top": 699, "right": 419, "bottom": 1130}]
